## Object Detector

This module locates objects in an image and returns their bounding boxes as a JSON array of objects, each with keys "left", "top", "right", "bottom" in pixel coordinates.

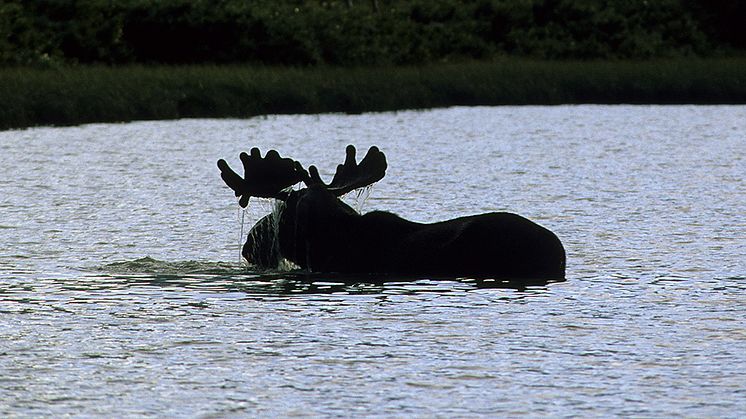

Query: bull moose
[{"left": 217, "top": 145, "right": 565, "bottom": 281}]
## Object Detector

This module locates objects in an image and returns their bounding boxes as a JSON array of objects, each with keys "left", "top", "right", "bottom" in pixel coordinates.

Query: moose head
[{"left": 218, "top": 145, "right": 566, "bottom": 281}]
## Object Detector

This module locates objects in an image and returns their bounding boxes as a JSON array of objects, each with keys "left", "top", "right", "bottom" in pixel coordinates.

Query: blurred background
[{"left": 2, "top": 0, "right": 744, "bottom": 67}]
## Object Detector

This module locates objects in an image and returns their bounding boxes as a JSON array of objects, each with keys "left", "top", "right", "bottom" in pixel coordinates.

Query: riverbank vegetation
[
  {"left": 3, "top": 58, "right": 746, "bottom": 130},
  {"left": 2, "top": 1, "right": 745, "bottom": 129}
]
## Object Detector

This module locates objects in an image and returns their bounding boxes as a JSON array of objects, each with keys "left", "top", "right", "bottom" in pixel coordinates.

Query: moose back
[{"left": 218, "top": 145, "right": 566, "bottom": 281}]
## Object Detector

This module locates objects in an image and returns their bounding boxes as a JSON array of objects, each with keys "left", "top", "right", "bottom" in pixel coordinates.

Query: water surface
[{"left": 1, "top": 106, "right": 745, "bottom": 416}]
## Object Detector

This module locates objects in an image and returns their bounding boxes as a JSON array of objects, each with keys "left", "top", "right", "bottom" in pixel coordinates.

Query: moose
[{"left": 217, "top": 145, "right": 566, "bottom": 281}]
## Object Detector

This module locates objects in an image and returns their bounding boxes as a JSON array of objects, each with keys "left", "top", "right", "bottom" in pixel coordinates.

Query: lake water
[{"left": 1, "top": 106, "right": 744, "bottom": 417}]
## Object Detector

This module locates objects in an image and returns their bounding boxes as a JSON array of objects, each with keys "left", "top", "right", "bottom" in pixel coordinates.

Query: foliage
[{"left": 0, "top": 0, "right": 743, "bottom": 67}]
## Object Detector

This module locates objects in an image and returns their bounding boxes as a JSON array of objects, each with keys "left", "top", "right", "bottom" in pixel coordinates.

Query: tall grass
[{"left": 2, "top": 59, "right": 745, "bottom": 130}]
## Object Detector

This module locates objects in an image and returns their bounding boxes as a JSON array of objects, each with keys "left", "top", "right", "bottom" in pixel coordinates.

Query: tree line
[{"left": 1, "top": 0, "right": 744, "bottom": 67}]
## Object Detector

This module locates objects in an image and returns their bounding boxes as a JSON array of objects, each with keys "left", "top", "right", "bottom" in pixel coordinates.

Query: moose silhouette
[{"left": 218, "top": 145, "right": 565, "bottom": 281}]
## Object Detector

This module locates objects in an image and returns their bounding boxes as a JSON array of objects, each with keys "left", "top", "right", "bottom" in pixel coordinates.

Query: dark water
[{"left": 1, "top": 106, "right": 744, "bottom": 416}]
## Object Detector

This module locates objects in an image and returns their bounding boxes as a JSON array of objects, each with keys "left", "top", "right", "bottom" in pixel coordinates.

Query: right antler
[
  {"left": 217, "top": 148, "right": 306, "bottom": 207},
  {"left": 307, "top": 145, "right": 387, "bottom": 196}
]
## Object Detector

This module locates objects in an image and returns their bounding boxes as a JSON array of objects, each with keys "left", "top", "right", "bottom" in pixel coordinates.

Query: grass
[{"left": 2, "top": 58, "right": 746, "bottom": 130}]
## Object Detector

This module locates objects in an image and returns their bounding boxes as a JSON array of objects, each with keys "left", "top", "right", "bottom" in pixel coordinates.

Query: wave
[{"left": 96, "top": 256, "right": 248, "bottom": 276}]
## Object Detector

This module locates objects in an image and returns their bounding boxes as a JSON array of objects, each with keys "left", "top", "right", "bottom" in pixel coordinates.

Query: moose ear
[{"left": 307, "top": 165, "right": 325, "bottom": 186}]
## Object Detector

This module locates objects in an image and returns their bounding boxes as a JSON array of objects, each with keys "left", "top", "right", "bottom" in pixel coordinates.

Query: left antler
[{"left": 217, "top": 148, "right": 306, "bottom": 207}]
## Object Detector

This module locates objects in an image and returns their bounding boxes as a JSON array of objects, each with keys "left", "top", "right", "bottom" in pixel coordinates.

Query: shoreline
[{"left": 3, "top": 59, "right": 746, "bottom": 130}]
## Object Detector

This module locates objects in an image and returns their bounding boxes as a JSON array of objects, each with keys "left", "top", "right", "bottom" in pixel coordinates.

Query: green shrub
[{"left": 1, "top": 0, "right": 743, "bottom": 67}]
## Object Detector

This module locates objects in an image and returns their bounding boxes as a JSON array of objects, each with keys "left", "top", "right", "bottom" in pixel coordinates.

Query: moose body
[{"left": 219, "top": 145, "right": 566, "bottom": 281}]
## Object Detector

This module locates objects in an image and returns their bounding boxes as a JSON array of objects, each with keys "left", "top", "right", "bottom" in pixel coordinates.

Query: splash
[{"left": 98, "top": 256, "right": 240, "bottom": 275}]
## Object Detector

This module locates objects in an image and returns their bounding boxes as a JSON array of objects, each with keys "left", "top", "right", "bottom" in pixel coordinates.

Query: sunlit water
[{"left": 1, "top": 106, "right": 744, "bottom": 416}]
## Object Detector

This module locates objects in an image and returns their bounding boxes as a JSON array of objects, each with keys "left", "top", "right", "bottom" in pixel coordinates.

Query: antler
[
  {"left": 218, "top": 145, "right": 387, "bottom": 206},
  {"left": 217, "top": 148, "right": 306, "bottom": 207},
  {"left": 308, "top": 145, "right": 387, "bottom": 196}
]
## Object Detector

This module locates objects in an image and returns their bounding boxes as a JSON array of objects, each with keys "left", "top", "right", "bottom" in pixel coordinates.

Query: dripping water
[
  {"left": 240, "top": 187, "right": 300, "bottom": 271},
  {"left": 238, "top": 206, "right": 247, "bottom": 266},
  {"left": 349, "top": 185, "right": 373, "bottom": 214},
  {"left": 269, "top": 198, "right": 286, "bottom": 269}
]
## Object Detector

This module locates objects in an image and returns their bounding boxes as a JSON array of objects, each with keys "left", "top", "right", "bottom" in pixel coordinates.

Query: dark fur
[{"left": 243, "top": 185, "right": 566, "bottom": 280}]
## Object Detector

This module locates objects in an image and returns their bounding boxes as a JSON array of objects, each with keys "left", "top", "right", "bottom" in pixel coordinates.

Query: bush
[{"left": 0, "top": 0, "right": 742, "bottom": 67}]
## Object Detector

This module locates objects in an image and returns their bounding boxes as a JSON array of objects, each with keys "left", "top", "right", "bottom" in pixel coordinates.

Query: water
[{"left": 1, "top": 106, "right": 745, "bottom": 416}]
